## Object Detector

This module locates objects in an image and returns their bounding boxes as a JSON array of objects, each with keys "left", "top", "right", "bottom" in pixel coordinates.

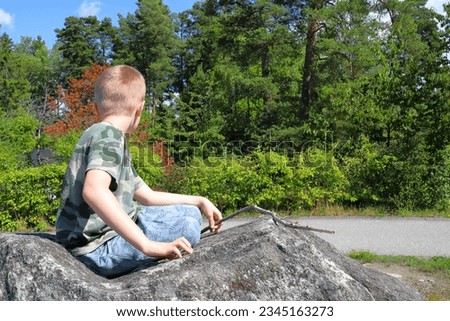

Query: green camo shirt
[{"left": 55, "top": 122, "right": 145, "bottom": 256}]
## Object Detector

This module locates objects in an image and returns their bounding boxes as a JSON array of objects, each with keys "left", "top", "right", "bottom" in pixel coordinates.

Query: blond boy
[{"left": 56, "top": 65, "right": 222, "bottom": 278}]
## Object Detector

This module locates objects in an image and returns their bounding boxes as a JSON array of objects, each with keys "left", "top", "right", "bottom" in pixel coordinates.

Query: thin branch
[{"left": 201, "top": 205, "right": 335, "bottom": 235}]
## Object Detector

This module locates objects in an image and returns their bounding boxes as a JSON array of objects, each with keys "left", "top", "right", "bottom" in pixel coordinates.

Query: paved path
[{"left": 202, "top": 216, "right": 450, "bottom": 257}]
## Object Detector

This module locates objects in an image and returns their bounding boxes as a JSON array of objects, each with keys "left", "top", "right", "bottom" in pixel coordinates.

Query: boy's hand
[
  {"left": 199, "top": 197, "right": 223, "bottom": 233},
  {"left": 144, "top": 237, "right": 193, "bottom": 260}
]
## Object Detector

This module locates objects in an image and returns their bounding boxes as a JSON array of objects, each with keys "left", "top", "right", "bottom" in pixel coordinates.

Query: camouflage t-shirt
[{"left": 55, "top": 122, "right": 145, "bottom": 256}]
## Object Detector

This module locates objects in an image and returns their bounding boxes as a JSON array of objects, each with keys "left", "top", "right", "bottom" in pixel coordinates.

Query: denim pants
[{"left": 78, "top": 204, "right": 202, "bottom": 278}]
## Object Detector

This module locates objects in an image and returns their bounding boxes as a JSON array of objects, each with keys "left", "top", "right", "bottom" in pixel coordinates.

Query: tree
[
  {"left": 176, "top": 0, "right": 305, "bottom": 150},
  {"left": 300, "top": 0, "right": 330, "bottom": 121},
  {"left": 113, "top": 13, "right": 139, "bottom": 66},
  {"left": 318, "top": 0, "right": 450, "bottom": 209},
  {"left": 14, "top": 36, "right": 62, "bottom": 131},
  {"left": 0, "top": 33, "right": 31, "bottom": 114},
  {"left": 115, "top": 0, "right": 181, "bottom": 126},
  {"left": 44, "top": 64, "right": 109, "bottom": 136},
  {"left": 55, "top": 16, "right": 116, "bottom": 79},
  {"left": 139, "top": 0, "right": 181, "bottom": 125}
]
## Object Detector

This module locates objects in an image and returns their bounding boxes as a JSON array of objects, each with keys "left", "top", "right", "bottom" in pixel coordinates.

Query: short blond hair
[{"left": 94, "top": 65, "right": 146, "bottom": 116}]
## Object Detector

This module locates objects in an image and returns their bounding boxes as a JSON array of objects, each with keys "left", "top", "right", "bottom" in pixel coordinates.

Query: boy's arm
[
  {"left": 83, "top": 169, "right": 193, "bottom": 259},
  {"left": 134, "top": 184, "right": 223, "bottom": 233}
]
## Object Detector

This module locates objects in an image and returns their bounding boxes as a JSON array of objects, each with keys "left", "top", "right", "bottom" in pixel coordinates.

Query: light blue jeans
[{"left": 78, "top": 205, "right": 202, "bottom": 278}]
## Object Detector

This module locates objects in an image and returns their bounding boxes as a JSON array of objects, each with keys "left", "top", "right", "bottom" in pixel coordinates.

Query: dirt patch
[{"left": 364, "top": 262, "right": 450, "bottom": 301}]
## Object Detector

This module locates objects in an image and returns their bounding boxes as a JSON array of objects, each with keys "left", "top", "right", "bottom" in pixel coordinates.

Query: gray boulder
[{"left": 0, "top": 219, "right": 423, "bottom": 301}]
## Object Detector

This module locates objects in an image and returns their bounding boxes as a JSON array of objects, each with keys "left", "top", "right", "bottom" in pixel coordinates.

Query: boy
[{"left": 56, "top": 65, "right": 222, "bottom": 278}]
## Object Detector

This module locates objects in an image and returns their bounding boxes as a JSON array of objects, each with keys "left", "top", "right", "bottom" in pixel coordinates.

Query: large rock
[{"left": 0, "top": 219, "right": 423, "bottom": 301}]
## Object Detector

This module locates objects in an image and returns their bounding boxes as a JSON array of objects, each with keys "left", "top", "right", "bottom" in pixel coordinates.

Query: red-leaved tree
[{"left": 45, "top": 64, "right": 109, "bottom": 135}]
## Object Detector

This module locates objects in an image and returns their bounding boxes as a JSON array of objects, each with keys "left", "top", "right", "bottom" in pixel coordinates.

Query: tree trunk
[
  {"left": 261, "top": 44, "right": 271, "bottom": 106},
  {"left": 301, "top": 17, "right": 323, "bottom": 120},
  {"left": 300, "top": 0, "right": 329, "bottom": 121}
]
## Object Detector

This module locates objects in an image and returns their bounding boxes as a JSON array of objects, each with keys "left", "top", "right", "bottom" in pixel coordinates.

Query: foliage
[
  {"left": 0, "top": 109, "right": 40, "bottom": 170},
  {"left": 44, "top": 64, "right": 109, "bottom": 135},
  {"left": 115, "top": 0, "right": 181, "bottom": 126},
  {"left": 55, "top": 16, "right": 116, "bottom": 78},
  {"left": 164, "top": 149, "right": 350, "bottom": 212},
  {"left": 14, "top": 36, "right": 60, "bottom": 104},
  {"left": 129, "top": 139, "right": 166, "bottom": 190},
  {"left": 0, "top": 33, "right": 32, "bottom": 113},
  {"left": 0, "top": 0, "right": 448, "bottom": 229},
  {"left": 341, "top": 136, "right": 399, "bottom": 206},
  {"left": 0, "top": 164, "right": 66, "bottom": 231},
  {"left": 179, "top": 0, "right": 303, "bottom": 146}
]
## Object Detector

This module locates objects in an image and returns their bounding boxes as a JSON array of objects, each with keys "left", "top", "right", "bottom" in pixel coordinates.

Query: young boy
[{"left": 55, "top": 65, "right": 222, "bottom": 278}]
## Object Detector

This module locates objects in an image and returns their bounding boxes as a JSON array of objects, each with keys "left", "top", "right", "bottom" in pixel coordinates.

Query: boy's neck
[{"left": 101, "top": 115, "right": 133, "bottom": 134}]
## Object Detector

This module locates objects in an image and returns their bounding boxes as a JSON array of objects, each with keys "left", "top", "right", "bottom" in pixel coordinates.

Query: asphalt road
[{"left": 202, "top": 216, "right": 450, "bottom": 257}]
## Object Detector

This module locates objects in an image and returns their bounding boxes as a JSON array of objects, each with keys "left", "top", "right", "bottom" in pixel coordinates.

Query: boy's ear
[
  {"left": 136, "top": 101, "right": 145, "bottom": 116},
  {"left": 94, "top": 103, "right": 100, "bottom": 116}
]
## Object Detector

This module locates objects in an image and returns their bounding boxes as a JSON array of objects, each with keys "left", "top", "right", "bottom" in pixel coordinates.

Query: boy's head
[{"left": 94, "top": 65, "right": 146, "bottom": 118}]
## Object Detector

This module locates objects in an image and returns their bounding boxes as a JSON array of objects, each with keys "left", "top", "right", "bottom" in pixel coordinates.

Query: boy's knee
[
  {"left": 183, "top": 215, "right": 201, "bottom": 246},
  {"left": 182, "top": 204, "right": 202, "bottom": 222}
]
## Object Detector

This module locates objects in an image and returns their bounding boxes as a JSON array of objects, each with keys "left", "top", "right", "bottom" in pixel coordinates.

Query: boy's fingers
[
  {"left": 171, "top": 248, "right": 182, "bottom": 260},
  {"left": 209, "top": 217, "right": 216, "bottom": 230},
  {"left": 208, "top": 210, "right": 223, "bottom": 232},
  {"left": 175, "top": 237, "right": 193, "bottom": 255}
]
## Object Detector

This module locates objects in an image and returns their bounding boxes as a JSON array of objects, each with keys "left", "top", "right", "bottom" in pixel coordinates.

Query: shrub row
[
  {"left": 0, "top": 164, "right": 66, "bottom": 231},
  {"left": 162, "top": 149, "right": 353, "bottom": 212},
  {"left": 1, "top": 146, "right": 448, "bottom": 231}
]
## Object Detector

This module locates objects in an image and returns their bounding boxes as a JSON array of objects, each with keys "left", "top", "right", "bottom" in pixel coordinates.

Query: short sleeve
[
  {"left": 132, "top": 168, "right": 146, "bottom": 192},
  {"left": 86, "top": 132, "right": 124, "bottom": 184}
]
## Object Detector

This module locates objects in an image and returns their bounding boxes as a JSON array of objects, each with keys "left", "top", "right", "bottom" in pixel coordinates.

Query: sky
[
  {"left": 0, "top": 0, "right": 448, "bottom": 48},
  {"left": 0, "top": 0, "right": 197, "bottom": 47}
]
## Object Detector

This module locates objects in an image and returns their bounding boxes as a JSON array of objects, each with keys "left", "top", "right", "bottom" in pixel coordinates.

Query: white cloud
[
  {"left": 0, "top": 8, "right": 14, "bottom": 28},
  {"left": 426, "top": 0, "right": 447, "bottom": 13},
  {"left": 77, "top": 1, "right": 102, "bottom": 17}
]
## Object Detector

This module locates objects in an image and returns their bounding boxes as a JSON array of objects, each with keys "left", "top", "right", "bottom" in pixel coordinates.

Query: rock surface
[{"left": 0, "top": 219, "right": 423, "bottom": 301}]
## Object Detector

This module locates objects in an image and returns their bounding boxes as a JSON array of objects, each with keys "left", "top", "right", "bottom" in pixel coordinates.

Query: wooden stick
[{"left": 201, "top": 204, "right": 335, "bottom": 234}]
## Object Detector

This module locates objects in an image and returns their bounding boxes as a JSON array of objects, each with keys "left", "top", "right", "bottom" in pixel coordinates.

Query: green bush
[
  {"left": 392, "top": 145, "right": 450, "bottom": 211},
  {"left": 130, "top": 144, "right": 165, "bottom": 189},
  {"left": 51, "top": 130, "right": 83, "bottom": 160},
  {"left": 0, "top": 164, "right": 66, "bottom": 231},
  {"left": 342, "top": 137, "right": 399, "bottom": 206},
  {"left": 0, "top": 143, "right": 166, "bottom": 232},
  {"left": 163, "top": 149, "right": 351, "bottom": 212},
  {"left": 2, "top": 142, "right": 446, "bottom": 233},
  {"left": 164, "top": 156, "right": 249, "bottom": 211},
  {"left": 0, "top": 109, "right": 40, "bottom": 170},
  {"left": 342, "top": 137, "right": 450, "bottom": 211},
  {"left": 289, "top": 149, "right": 351, "bottom": 209}
]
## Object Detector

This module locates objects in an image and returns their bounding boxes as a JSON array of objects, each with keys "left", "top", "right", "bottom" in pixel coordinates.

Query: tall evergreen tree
[
  {"left": 178, "top": 0, "right": 304, "bottom": 148},
  {"left": 0, "top": 33, "right": 31, "bottom": 113},
  {"left": 55, "top": 16, "right": 116, "bottom": 79},
  {"left": 134, "top": 0, "right": 181, "bottom": 124},
  {"left": 114, "top": 0, "right": 181, "bottom": 132},
  {"left": 13, "top": 36, "right": 61, "bottom": 132},
  {"left": 300, "top": 0, "right": 331, "bottom": 121},
  {"left": 314, "top": 0, "right": 450, "bottom": 209}
]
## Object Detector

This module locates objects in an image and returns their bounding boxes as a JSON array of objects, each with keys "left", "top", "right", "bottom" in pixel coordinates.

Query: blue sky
[
  {"left": 0, "top": 0, "right": 197, "bottom": 47},
  {"left": 0, "top": 0, "right": 447, "bottom": 48}
]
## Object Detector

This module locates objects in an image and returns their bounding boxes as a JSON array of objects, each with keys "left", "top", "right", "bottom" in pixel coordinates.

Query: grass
[
  {"left": 348, "top": 251, "right": 450, "bottom": 301},
  {"left": 348, "top": 251, "right": 450, "bottom": 273},
  {"left": 268, "top": 204, "right": 450, "bottom": 219}
]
